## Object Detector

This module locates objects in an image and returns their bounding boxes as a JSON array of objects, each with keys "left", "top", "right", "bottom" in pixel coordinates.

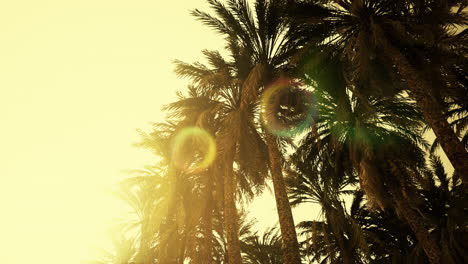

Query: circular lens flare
[
  {"left": 261, "top": 79, "right": 316, "bottom": 138},
  {"left": 171, "top": 127, "right": 217, "bottom": 173}
]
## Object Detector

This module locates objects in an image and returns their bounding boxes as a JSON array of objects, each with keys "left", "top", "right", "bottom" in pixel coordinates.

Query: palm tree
[
  {"left": 241, "top": 227, "right": 284, "bottom": 264},
  {"left": 117, "top": 164, "right": 222, "bottom": 264},
  {"left": 289, "top": 154, "right": 466, "bottom": 264},
  {"left": 159, "top": 89, "right": 229, "bottom": 263},
  {"left": 191, "top": 1, "right": 315, "bottom": 262},
  {"left": 116, "top": 167, "right": 168, "bottom": 264},
  {"left": 429, "top": 100, "right": 468, "bottom": 153},
  {"left": 131, "top": 114, "right": 225, "bottom": 264},
  {"left": 289, "top": 50, "right": 445, "bottom": 262},
  {"left": 171, "top": 47, "right": 270, "bottom": 263},
  {"left": 347, "top": 191, "right": 425, "bottom": 263},
  {"left": 416, "top": 155, "right": 468, "bottom": 263},
  {"left": 287, "top": 161, "right": 367, "bottom": 264},
  {"left": 353, "top": 155, "right": 468, "bottom": 263},
  {"left": 288, "top": 0, "right": 468, "bottom": 182},
  {"left": 87, "top": 233, "right": 137, "bottom": 264}
]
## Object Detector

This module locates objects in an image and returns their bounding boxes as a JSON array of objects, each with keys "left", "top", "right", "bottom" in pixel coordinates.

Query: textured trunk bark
[
  {"left": 388, "top": 186, "right": 442, "bottom": 264},
  {"left": 358, "top": 158, "right": 443, "bottom": 264},
  {"left": 357, "top": 158, "right": 388, "bottom": 210},
  {"left": 384, "top": 161, "right": 443, "bottom": 264},
  {"left": 265, "top": 134, "right": 302, "bottom": 264},
  {"left": 336, "top": 231, "right": 352, "bottom": 264},
  {"left": 200, "top": 171, "right": 214, "bottom": 264},
  {"left": 381, "top": 37, "right": 468, "bottom": 183},
  {"left": 161, "top": 227, "right": 180, "bottom": 264},
  {"left": 325, "top": 210, "right": 352, "bottom": 264},
  {"left": 159, "top": 166, "right": 180, "bottom": 264},
  {"left": 223, "top": 149, "right": 242, "bottom": 264},
  {"left": 177, "top": 233, "right": 187, "bottom": 264},
  {"left": 136, "top": 220, "right": 151, "bottom": 264}
]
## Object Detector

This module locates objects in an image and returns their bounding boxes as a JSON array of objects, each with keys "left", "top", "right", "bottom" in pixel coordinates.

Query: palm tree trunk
[
  {"left": 223, "top": 148, "right": 243, "bottom": 264},
  {"left": 178, "top": 232, "right": 187, "bottom": 264},
  {"left": 325, "top": 209, "right": 352, "bottom": 264},
  {"left": 265, "top": 134, "right": 302, "bottom": 264},
  {"left": 159, "top": 166, "right": 180, "bottom": 264},
  {"left": 388, "top": 186, "right": 442, "bottom": 264},
  {"left": 380, "top": 36, "right": 468, "bottom": 182},
  {"left": 358, "top": 158, "right": 442, "bottom": 263},
  {"left": 201, "top": 171, "right": 214, "bottom": 263},
  {"left": 383, "top": 161, "right": 443, "bottom": 264},
  {"left": 136, "top": 219, "right": 151, "bottom": 264},
  {"left": 336, "top": 231, "right": 352, "bottom": 264}
]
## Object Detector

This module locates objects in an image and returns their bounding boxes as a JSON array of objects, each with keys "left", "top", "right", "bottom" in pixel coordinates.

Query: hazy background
[{"left": 0, "top": 1, "right": 316, "bottom": 263}]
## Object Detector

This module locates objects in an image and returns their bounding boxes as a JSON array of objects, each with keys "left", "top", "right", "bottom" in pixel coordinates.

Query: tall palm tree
[
  {"left": 353, "top": 155, "right": 468, "bottom": 263},
  {"left": 132, "top": 113, "right": 224, "bottom": 264},
  {"left": 287, "top": 160, "right": 367, "bottom": 264},
  {"left": 159, "top": 88, "right": 229, "bottom": 263},
  {"left": 172, "top": 48, "right": 270, "bottom": 263},
  {"left": 347, "top": 191, "right": 425, "bottom": 263},
  {"left": 117, "top": 164, "right": 223, "bottom": 264},
  {"left": 116, "top": 167, "right": 168, "bottom": 264},
  {"left": 191, "top": 1, "right": 315, "bottom": 262},
  {"left": 416, "top": 155, "right": 468, "bottom": 263},
  {"left": 288, "top": 0, "right": 468, "bottom": 182},
  {"left": 290, "top": 51, "right": 444, "bottom": 262},
  {"left": 289, "top": 151, "right": 466, "bottom": 264}
]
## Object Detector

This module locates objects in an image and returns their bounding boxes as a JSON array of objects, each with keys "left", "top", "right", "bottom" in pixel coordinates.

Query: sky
[{"left": 0, "top": 1, "right": 316, "bottom": 263}]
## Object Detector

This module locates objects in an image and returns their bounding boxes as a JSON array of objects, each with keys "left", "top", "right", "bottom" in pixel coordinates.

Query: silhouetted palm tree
[
  {"left": 288, "top": 162, "right": 367, "bottom": 264},
  {"left": 191, "top": 1, "right": 315, "bottom": 262},
  {"left": 288, "top": 0, "right": 468, "bottom": 184},
  {"left": 416, "top": 155, "right": 468, "bottom": 263},
  {"left": 241, "top": 227, "right": 283, "bottom": 264},
  {"left": 172, "top": 45, "right": 270, "bottom": 263},
  {"left": 131, "top": 116, "right": 221, "bottom": 263},
  {"left": 290, "top": 51, "right": 444, "bottom": 262},
  {"left": 116, "top": 167, "right": 168, "bottom": 264}
]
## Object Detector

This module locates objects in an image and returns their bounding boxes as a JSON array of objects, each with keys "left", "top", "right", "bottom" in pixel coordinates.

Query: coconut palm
[
  {"left": 116, "top": 164, "right": 223, "bottom": 264},
  {"left": 288, "top": 0, "right": 468, "bottom": 183},
  {"left": 210, "top": 212, "right": 273, "bottom": 263}
]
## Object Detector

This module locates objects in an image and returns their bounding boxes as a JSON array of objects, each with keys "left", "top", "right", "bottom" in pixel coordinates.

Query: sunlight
[{"left": 0, "top": 1, "right": 223, "bottom": 263}]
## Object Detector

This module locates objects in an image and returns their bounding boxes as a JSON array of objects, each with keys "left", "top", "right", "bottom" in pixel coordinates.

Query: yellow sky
[{"left": 0, "top": 1, "right": 316, "bottom": 263}]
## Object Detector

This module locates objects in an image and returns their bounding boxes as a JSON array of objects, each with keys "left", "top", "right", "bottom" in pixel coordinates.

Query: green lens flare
[{"left": 261, "top": 79, "right": 316, "bottom": 138}]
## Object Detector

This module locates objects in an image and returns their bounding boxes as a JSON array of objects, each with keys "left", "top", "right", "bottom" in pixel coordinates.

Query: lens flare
[
  {"left": 260, "top": 79, "right": 316, "bottom": 138},
  {"left": 171, "top": 127, "right": 217, "bottom": 173}
]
